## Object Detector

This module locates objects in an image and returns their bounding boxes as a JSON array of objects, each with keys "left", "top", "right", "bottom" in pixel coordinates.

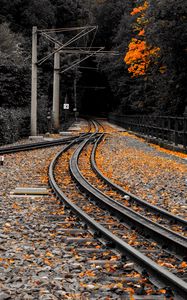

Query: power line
[
  {"left": 37, "top": 26, "right": 96, "bottom": 33},
  {"left": 37, "top": 26, "right": 98, "bottom": 65},
  {"left": 60, "top": 47, "right": 104, "bottom": 74}
]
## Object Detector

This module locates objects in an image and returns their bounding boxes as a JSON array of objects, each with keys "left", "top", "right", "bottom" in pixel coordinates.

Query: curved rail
[
  {"left": 0, "top": 136, "right": 80, "bottom": 154},
  {"left": 70, "top": 137, "right": 187, "bottom": 256},
  {"left": 0, "top": 119, "right": 92, "bottom": 154},
  {"left": 49, "top": 133, "right": 187, "bottom": 299},
  {"left": 91, "top": 134, "right": 187, "bottom": 228}
]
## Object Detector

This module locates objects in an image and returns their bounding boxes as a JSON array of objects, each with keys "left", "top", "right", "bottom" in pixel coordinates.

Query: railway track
[
  {"left": 48, "top": 120, "right": 187, "bottom": 299},
  {"left": 0, "top": 135, "right": 83, "bottom": 155},
  {"left": 0, "top": 119, "right": 91, "bottom": 155},
  {"left": 78, "top": 136, "right": 187, "bottom": 247},
  {"left": 92, "top": 134, "right": 187, "bottom": 231},
  {"left": 1, "top": 119, "right": 186, "bottom": 298}
]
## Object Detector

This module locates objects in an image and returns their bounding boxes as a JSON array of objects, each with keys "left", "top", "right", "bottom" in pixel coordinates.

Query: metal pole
[
  {"left": 31, "top": 26, "right": 37, "bottom": 136},
  {"left": 52, "top": 43, "right": 60, "bottom": 130},
  {"left": 74, "top": 78, "right": 77, "bottom": 120}
]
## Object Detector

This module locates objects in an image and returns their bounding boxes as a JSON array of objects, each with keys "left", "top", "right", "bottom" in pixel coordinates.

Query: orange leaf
[
  {"left": 180, "top": 261, "right": 187, "bottom": 268},
  {"left": 12, "top": 203, "right": 20, "bottom": 210},
  {"left": 46, "top": 251, "right": 54, "bottom": 257}
]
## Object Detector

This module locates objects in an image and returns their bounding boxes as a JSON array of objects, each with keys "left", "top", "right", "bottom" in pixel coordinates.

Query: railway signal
[{"left": 63, "top": 104, "right": 69, "bottom": 110}]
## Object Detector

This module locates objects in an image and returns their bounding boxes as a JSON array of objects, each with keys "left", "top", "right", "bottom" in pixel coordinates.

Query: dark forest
[{"left": 0, "top": 0, "right": 187, "bottom": 143}]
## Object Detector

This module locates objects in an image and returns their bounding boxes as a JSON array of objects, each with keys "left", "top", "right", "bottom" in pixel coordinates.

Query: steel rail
[
  {"left": 0, "top": 119, "right": 93, "bottom": 154},
  {"left": 93, "top": 119, "right": 105, "bottom": 132},
  {"left": 0, "top": 136, "right": 82, "bottom": 154},
  {"left": 70, "top": 138, "right": 187, "bottom": 258},
  {"left": 49, "top": 133, "right": 187, "bottom": 300},
  {"left": 91, "top": 134, "right": 187, "bottom": 228}
]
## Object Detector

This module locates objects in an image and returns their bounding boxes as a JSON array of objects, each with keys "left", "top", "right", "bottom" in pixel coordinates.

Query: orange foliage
[
  {"left": 125, "top": 38, "right": 160, "bottom": 77},
  {"left": 130, "top": 1, "right": 149, "bottom": 16},
  {"left": 138, "top": 29, "right": 145, "bottom": 36},
  {"left": 180, "top": 261, "right": 187, "bottom": 268},
  {"left": 124, "top": 1, "right": 160, "bottom": 77}
]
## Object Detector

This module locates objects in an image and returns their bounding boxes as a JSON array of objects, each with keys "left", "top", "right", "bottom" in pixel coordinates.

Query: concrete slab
[
  {"left": 59, "top": 131, "right": 75, "bottom": 135},
  {"left": 43, "top": 138, "right": 54, "bottom": 141},
  {"left": 10, "top": 194, "right": 46, "bottom": 198},
  {"left": 12, "top": 187, "right": 49, "bottom": 195},
  {"left": 68, "top": 127, "right": 81, "bottom": 131},
  {"left": 29, "top": 136, "right": 44, "bottom": 140}
]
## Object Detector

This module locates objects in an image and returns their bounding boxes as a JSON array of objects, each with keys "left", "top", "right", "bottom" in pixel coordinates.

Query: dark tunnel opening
[{"left": 77, "top": 61, "right": 115, "bottom": 117}]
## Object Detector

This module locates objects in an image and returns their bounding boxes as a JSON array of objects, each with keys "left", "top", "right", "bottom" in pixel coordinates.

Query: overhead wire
[{"left": 37, "top": 26, "right": 97, "bottom": 65}]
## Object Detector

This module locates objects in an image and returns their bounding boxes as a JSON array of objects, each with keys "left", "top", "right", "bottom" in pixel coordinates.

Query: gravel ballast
[
  {"left": 0, "top": 122, "right": 186, "bottom": 299},
  {"left": 0, "top": 146, "right": 95, "bottom": 299},
  {"left": 96, "top": 129, "right": 187, "bottom": 219}
]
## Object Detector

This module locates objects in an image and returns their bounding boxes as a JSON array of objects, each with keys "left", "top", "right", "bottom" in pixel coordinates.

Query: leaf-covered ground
[
  {"left": 0, "top": 121, "right": 186, "bottom": 299},
  {"left": 96, "top": 129, "right": 187, "bottom": 219},
  {"left": 0, "top": 139, "right": 153, "bottom": 299}
]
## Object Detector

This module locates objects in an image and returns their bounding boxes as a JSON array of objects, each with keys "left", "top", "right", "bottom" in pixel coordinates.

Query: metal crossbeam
[
  {"left": 37, "top": 26, "right": 96, "bottom": 33},
  {"left": 38, "top": 26, "right": 98, "bottom": 65},
  {"left": 59, "top": 49, "right": 118, "bottom": 55},
  {"left": 40, "top": 32, "right": 63, "bottom": 47},
  {"left": 31, "top": 25, "right": 117, "bottom": 135},
  {"left": 60, "top": 47, "right": 104, "bottom": 74}
]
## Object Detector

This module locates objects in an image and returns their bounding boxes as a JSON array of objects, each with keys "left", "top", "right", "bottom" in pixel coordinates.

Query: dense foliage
[
  {"left": 92, "top": 0, "right": 187, "bottom": 115},
  {"left": 0, "top": 0, "right": 88, "bottom": 144},
  {"left": 0, "top": 0, "right": 186, "bottom": 144}
]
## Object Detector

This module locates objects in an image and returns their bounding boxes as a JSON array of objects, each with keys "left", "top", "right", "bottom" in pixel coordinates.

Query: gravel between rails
[
  {"left": 0, "top": 142, "right": 141, "bottom": 300},
  {"left": 0, "top": 146, "right": 96, "bottom": 300},
  {"left": 0, "top": 121, "right": 186, "bottom": 299},
  {"left": 96, "top": 126, "right": 187, "bottom": 220}
]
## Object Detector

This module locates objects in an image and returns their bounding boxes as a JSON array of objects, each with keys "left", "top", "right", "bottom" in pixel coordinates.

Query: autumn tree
[
  {"left": 124, "top": 1, "right": 160, "bottom": 78},
  {"left": 100, "top": 0, "right": 187, "bottom": 115}
]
